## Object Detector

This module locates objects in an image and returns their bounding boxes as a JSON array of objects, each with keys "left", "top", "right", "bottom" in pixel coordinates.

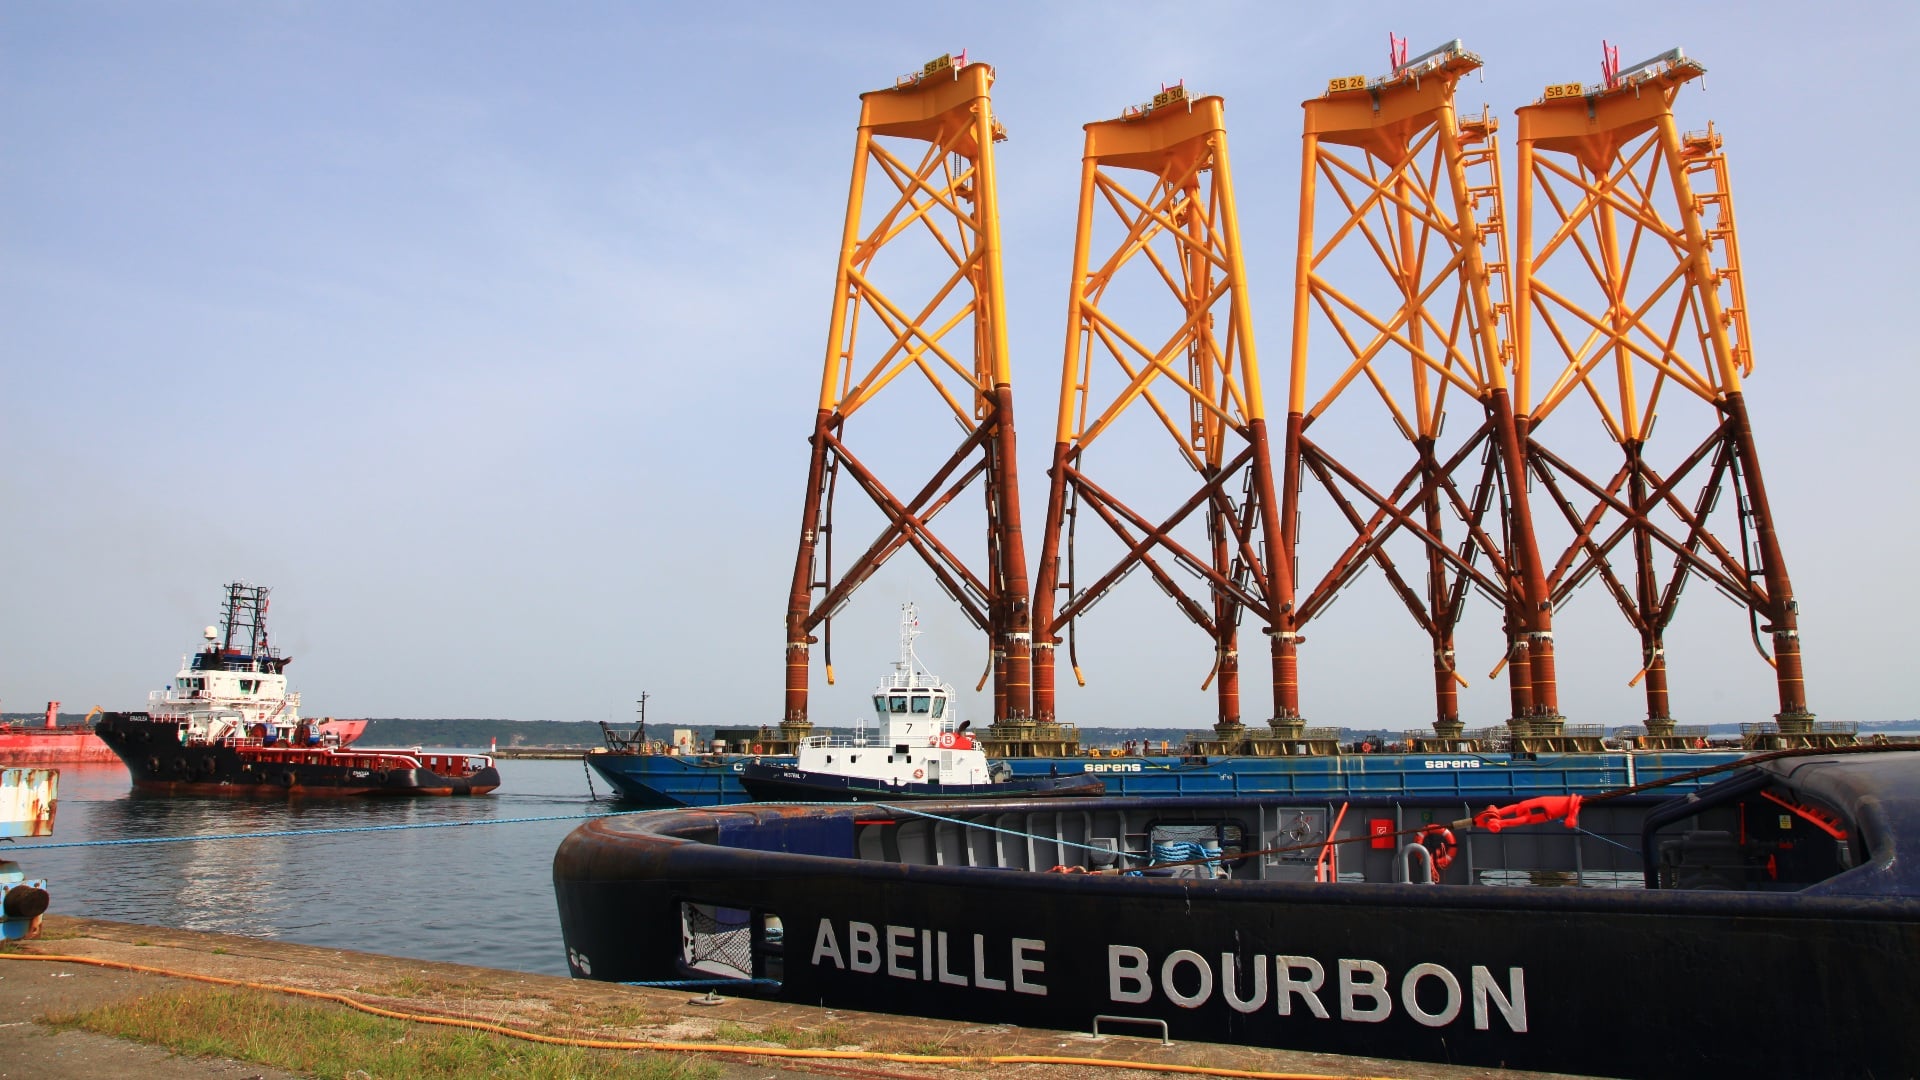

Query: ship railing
[
  {"left": 1615, "top": 724, "right": 1710, "bottom": 737},
  {"left": 986, "top": 722, "right": 1083, "bottom": 743},
  {"left": 416, "top": 753, "right": 494, "bottom": 777},
  {"left": 1741, "top": 720, "right": 1859, "bottom": 736},
  {"left": 599, "top": 723, "right": 636, "bottom": 749},
  {"left": 219, "top": 734, "right": 338, "bottom": 751},
  {"left": 799, "top": 733, "right": 887, "bottom": 750},
  {"left": 149, "top": 688, "right": 297, "bottom": 707},
  {"left": 873, "top": 674, "right": 955, "bottom": 692},
  {"left": 1398, "top": 727, "right": 1516, "bottom": 749},
  {"left": 240, "top": 744, "right": 424, "bottom": 769},
  {"left": 225, "top": 744, "right": 492, "bottom": 776}
]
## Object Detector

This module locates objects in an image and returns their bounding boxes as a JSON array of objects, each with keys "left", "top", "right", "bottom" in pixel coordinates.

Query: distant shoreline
[{"left": 16, "top": 714, "right": 1915, "bottom": 749}]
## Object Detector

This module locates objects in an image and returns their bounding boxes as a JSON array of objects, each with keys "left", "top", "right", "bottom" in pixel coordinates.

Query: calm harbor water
[{"left": 16, "top": 757, "right": 619, "bottom": 976}]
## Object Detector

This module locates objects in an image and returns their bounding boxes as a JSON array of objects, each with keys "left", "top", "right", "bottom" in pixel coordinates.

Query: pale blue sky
[{"left": 4, "top": 2, "right": 1913, "bottom": 730}]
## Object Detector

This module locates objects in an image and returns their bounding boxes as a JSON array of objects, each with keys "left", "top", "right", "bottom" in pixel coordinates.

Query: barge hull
[
  {"left": 589, "top": 747, "right": 1749, "bottom": 807},
  {"left": 0, "top": 731, "right": 118, "bottom": 766}
]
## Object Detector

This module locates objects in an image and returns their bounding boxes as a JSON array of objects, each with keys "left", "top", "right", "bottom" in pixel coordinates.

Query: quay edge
[{"left": 12, "top": 916, "right": 1592, "bottom": 1080}]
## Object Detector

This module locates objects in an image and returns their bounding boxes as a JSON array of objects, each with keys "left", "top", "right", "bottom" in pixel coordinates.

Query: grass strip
[
  {"left": 708, "top": 1020, "right": 853, "bottom": 1049},
  {"left": 46, "top": 986, "right": 717, "bottom": 1080}
]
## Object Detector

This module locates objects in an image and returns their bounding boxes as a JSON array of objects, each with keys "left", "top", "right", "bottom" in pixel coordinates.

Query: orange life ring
[
  {"left": 1415, "top": 824, "right": 1457, "bottom": 882},
  {"left": 913, "top": 768, "right": 925, "bottom": 780},
  {"left": 752, "top": 743, "right": 764, "bottom": 754}
]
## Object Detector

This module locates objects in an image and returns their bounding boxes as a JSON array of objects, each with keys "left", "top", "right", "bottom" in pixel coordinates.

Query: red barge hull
[{"left": 0, "top": 727, "right": 119, "bottom": 766}]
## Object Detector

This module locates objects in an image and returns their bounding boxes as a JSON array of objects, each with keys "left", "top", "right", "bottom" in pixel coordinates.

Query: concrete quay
[
  {"left": 0, "top": 917, "right": 1594, "bottom": 1080},
  {"left": 490, "top": 746, "right": 591, "bottom": 759}
]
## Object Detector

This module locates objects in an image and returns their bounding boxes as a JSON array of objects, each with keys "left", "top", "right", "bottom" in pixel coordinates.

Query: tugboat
[
  {"left": 95, "top": 583, "right": 499, "bottom": 797},
  {"left": 737, "top": 605, "right": 1103, "bottom": 803},
  {"left": 557, "top": 746, "right": 1920, "bottom": 1079}
]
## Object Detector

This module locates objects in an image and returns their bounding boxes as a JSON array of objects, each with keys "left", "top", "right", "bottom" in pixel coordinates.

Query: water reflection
[{"left": 22, "top": 759, "right": 602, "bottom": 975}]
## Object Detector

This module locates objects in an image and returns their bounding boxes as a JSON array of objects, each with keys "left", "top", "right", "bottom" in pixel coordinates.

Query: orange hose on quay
[{"left": 0, "top": 951, "right": 1404, "bottom": 1080}]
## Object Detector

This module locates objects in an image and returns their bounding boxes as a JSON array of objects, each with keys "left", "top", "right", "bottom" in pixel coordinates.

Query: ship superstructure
[
  {"left": 144, "top": 583, "right": 363, "bottom": 747},
  {"left": 739, "top": 604, "right": 1102, "bottom": 801},
  {"left": 96, "top": 582, "right": 490, "bottom": 797}
]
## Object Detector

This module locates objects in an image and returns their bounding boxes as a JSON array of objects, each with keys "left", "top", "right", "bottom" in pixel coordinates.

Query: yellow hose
[{"left": 0, "top": 951, "right": 1403, "bottom": 1080}]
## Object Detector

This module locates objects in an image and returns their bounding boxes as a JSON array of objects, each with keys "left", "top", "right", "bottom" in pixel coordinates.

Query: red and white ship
[
  {"left": 1, "top": 606, "right": 367, "bottom": 769},
  {"left": 96, "top": 582, "right": 494, "bottom": 797},
  {"left": 140, "top": 610, "right": 367, "bottom": 748}
]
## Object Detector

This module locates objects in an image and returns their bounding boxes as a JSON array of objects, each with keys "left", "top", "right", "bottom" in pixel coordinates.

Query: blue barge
[{"left": 587, "top": 745, "right": 1750, "bottom": 807}]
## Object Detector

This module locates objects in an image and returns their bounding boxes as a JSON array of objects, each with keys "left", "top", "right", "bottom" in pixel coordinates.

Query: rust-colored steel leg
[
  {"left": 1031, "top": 442, "right": 1074, "bottom": 725},
  {"left": 1724, "top": 391, "right": 1811, "bottom": 722},
  {"left": 785, "top": 409, "right": 834, "bottom": 724}
]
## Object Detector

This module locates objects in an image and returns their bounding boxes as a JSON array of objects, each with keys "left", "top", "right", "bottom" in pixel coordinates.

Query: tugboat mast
[
  {"left": 891, "top": 603, "right": 935, "bottom": 690},
  {"left": 210, "top": 582, "right": 287, "bottom": 675}
]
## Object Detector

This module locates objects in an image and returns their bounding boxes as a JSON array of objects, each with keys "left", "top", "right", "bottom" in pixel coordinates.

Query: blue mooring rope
[
  {"left": 1572, "top": 825, "right": 1639, "bottom": 854},
  {"left": 619, "top": 978, "right": 780, "bottom": 989},
  {"left": 4, "top": 809, "right": 658, "bottom": 851}
]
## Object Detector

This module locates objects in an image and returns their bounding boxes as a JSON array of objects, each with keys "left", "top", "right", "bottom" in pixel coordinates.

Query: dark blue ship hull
[{"left": 588, "top": 746, "right": 1750, "bottom": 807}]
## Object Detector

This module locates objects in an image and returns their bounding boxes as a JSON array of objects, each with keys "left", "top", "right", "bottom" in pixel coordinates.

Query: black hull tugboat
[
  {"left": 736, "top": 604, "right": 1104, "bottom": 804},
  {"left": 554, "top": 748, "right": 1920, "bottom": 1079},
  {"left": 96, "top": 583, "right": 499, "bottom": 798},
  {"left": 97, "top": 712, "right": 498, "bottom": 797}
]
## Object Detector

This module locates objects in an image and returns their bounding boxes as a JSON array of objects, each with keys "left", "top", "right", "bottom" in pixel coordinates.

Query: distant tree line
[
  {"left": 361, "top": 718, "right": 606, "bottom": 747},
  {"left": 317, "top": 717, "right": 1920, "bottom": 749},
  {"left": 9, "top": 713, "right": 1919, "bottom": 742}
]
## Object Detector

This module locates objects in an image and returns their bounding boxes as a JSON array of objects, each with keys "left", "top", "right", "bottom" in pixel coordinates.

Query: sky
[{"left": 4, "top": 1, "right": 1915, "bottom": 731}]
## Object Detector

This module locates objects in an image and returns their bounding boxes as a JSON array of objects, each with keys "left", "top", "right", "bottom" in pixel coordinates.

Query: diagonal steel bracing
[
  {"left": 1031, "top": 86, "right": 1290, "bottom": 745},
  {"left": 1514, "top": 47, "right": 1813, "bottom": 741},
  {"left": 1284, "top": 41, "right": 1561, "bottom": 743}
]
